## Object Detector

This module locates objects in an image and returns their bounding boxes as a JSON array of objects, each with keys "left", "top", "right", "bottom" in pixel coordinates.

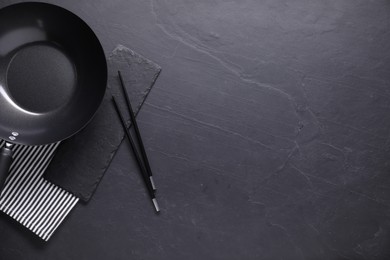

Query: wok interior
[
  {"left": 7, "top": 43, "right": 77, "bottom": 113},
  {"left": 0, "top": 3, "right": 107, "bottom": 145}
]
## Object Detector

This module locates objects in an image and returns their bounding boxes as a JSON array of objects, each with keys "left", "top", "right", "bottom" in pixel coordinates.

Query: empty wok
[{"left": 0, "top": 2, "right": 107, "bottom": 188}]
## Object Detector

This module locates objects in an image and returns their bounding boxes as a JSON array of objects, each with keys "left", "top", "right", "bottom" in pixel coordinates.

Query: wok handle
[{"left": 0, "top": 145, "right": 13, "bottom": 190}]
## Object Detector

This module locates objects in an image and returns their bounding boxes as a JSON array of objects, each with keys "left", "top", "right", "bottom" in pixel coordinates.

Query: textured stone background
[{"left": 0, "top": 0, "right": 389, "bottom": 259}]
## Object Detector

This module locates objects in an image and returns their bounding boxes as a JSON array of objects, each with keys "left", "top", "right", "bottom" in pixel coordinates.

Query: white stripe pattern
[{"left": 0, "top": 140, "right": 79, "bottom": 241}]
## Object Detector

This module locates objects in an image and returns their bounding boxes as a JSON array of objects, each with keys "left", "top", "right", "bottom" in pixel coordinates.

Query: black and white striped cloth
[{"left": 0, "top": 140, "right": 79, "bottom": 241}]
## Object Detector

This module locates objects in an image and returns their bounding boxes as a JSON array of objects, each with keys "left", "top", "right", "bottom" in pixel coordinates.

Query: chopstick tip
[
  {"left": 150, "top": 176, "right": 156, "bottom": 191},
  {"left": 152, "top": 198, "right": 160, "bottom": 212}
]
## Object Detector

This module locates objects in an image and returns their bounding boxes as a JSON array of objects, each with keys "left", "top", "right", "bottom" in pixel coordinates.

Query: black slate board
[{"left": 44, "top": 45, "right": 161, "bottom": 202}]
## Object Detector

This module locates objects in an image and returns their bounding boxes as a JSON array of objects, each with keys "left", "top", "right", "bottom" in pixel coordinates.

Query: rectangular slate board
[{"left": 44, "top": 45, "right": 161, "bottom": 202}]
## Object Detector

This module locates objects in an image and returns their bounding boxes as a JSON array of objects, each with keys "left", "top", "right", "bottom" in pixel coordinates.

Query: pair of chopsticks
[{"left": 112, "top": 71, "right": 159, "bottom": 212}]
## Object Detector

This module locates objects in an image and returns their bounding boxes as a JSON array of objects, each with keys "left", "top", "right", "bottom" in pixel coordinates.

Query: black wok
[{"left": 0, "top": 2, "right": 107, "bottom": 188}]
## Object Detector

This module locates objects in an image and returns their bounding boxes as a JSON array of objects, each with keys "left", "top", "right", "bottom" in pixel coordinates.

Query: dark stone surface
[
  {"left": 0, "top": 0, "right": 390, "bottom": 259},
  {"left": 44, "top": 45, "right": 161, "bottom": 202}
]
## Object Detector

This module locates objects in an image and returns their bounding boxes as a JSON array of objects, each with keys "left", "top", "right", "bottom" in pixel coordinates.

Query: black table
[{"left": 0, "top": 0, "right": 389, "bottom": 259}]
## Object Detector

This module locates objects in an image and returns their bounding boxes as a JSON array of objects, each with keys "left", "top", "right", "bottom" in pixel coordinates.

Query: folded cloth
[
  {"left": 44, "top": 45, "right": 161, "bottom": 202},
  {"left": 0, "top": 140, "right": 79, "bottom": 241}
]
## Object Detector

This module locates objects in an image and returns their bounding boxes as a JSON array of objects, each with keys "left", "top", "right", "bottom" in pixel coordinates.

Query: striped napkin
[{"left": 0, "top": 140, "right": 79, "bottom": 241}]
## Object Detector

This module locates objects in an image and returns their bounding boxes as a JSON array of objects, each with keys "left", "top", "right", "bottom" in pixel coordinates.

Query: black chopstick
[
  {"left": 118, "top": 70, "right": 156, "bottom": 191},
  {"left": 111, "top": 96, "right": 160, "bottom": 212}
]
